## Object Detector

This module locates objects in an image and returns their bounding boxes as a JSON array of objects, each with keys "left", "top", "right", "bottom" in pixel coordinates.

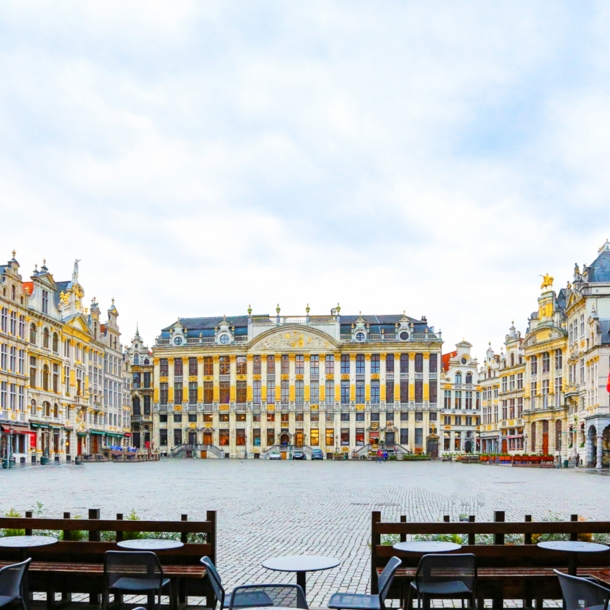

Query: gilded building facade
[
  {"left": 152, "top": 309, "right": 442, "bottom": 458},
  {"left": 479, "top": 344, "right": 501, "bottom": 453},
  {"left": 440, "top": 341, "right": 480, "bottom": 453},
  {"left": 522, "top": 277, "right": 569, "bottom": 458},
  {"left": 564, "top": 242, "right": 610, "bottom": 467},
  {"left": 126, "top": 330, "right": 154, "bottom": 448}
]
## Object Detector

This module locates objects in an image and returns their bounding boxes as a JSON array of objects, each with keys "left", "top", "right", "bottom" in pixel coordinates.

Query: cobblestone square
[{"left": 2, "top": 460, "right": 609, "bottom": 607}]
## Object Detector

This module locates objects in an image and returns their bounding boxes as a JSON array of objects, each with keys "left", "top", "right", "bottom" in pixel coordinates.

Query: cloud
[{"left": 1, "top": 0, "right": 610, "bottom": 356}]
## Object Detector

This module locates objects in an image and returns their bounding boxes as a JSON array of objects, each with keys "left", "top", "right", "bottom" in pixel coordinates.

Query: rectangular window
[
  {"left": 444, "top": 389, "right": 452, "bottom": 410},
  {"left": 371, "top": 412, "right": 380, "bottom": 422},
  {"left": 174, "top": 382, "right": 183, "bottom": 404},
  {"left": 189, "top": 357, "right": 197, "bottom": 376},
  {"left": 386, "top": 381, "right": 394, "bottom": 403},
  {"left": 356, "top": 412, "right": 365, "bottom": 422},
  {"left": 204, "top": 357, "right": 213, "bottom": 376},
  {"left": 236, "top": 381, "right": 247, "bottom": 404},
  {"left": 310, "top": 429, "right": 319, "bottom": 446},
  {"left": 356, "top": 354, "right": 365, "bottom": 375},
  {"left": 400, "top": 353, "right": 409, "bottom": 373},
  {"left": 325, "top": 428, "right": 335, "bottom": 446},
  {"left": 253, "top": 380, "right": 261, "bottom": 404},
  {"left": 341, "top": 428, "right": 350, "bottom": 446},
  {"left": 325, "top": 379, "right": 334, "bottom": 404},
  {"left": 341, "top": 355, "right": 350, "bottom": 375},
  {"left": 371, "top": 380, "right": 380, "bottom": 404},
  {"left": 501, "top": 377, "right": 507, "bottom": 392},
  {"left": 400, "top": 428, "right": 409, "bottom": 445},
  {"left": 267, "top": 429, "right": 275, "bottom": 446},
  {"left": 189, "top": 382, "right": 198, "bottom": 404},
  {"left": 267, "top": 355, "right": 275, "bottom": 376},
  {"left": 267, "top": 412, "right": 275, "bottom": 422},
  {"left": 554, "top": 349, "right": 563, "bottom": 371},
  {"left": 386, "top": 354, "right": 395, "bottom": 373},
  {"left": 531, "top": 356, "right": 537, "bottom": 375},
  {"left": 310, "top": 411, "right": 319, "bottom": 422},
  {"left": 356, "top": 380, "right": 364, "bottom": 403},
  {"left": 310, "top": 380, "right": 319, "bottom": 404},
  {"left": 219, "top": 429, "right": 230, "bottom": 446},
  {"left": 356, "top": 428, "right": 365, "bottom": 446},
  {"left": 295, "top": 380, "right": 304, "bottom": 405},
  {"left": 415, "top": 411, "right": 423, "bottom": 421},
  {"left": 430, "top": 383, "right": 438, "bottom": 404},
  {"left": 143, "top": 371, "right": 151, "bottom": 388},
  {"left": 542, "top": 352, "right": 550, "bottom": 373},
  {"left": 29, "top": 356, "right": 37, "bottom": 388},
  {"left": 203, "top": 382, "right": 213, "bottom": 404},
  {"left": 465, "top": 391, "right": 472, "bottom": 409},
  {"left": 341, "top": 380, "right": 350, "bottom": 404},
  {"left": 236, "top": 429, "right": 246, "bottom": 446},
  {"left": 236, "top": 356, "right": 246, "bottom": 375},
  {"left": 429, "top": 354, "right": 438, "bottom": 373},
  {"left": 415, "top": 353, "right": 423, "bottom": 373},
  {"left": 253, "top": 428, "right": 261, "bottom": 446},
  {"left": 281, "top": 355, "right": 289, "bottom": 375},
  {"left": 401, "top": 411, "right": 409, "bottom": 422},
  {"left": 267, "top": 380, "right": 275, "bottom": 404},
  {"left": 253, "top": 355, "right": 261, "bottom": 375},
  {"left": 295, "top": 355, "right": 304, "bottom": 375},
  {"left": 341, "top": 412, "right": 350, "bottom": 422},
  {"left": 325, "top": 354, "right": 334, "bottom": 375},
  {"left": 160, "top": 358, "right": 168, "bottom": 376},
  {"left": 159, "top": 429, "right": 168, "bottom": 446},
  {"left": 219, "top": 356, "right": 230, "bottom": 375},
  {"left": 53, "top": 364, "right": 59, "bottom": 393},
  {"left": 174, "top": 428, "right": 182, "bottom": 446},
  {"left": 174, "top": 358, "right": 183, "bottom": 377},
  {"left": 415, "top": 428, "right": 423, "bottom": 445},
  {"left": 143, "top": 395, "right": 151, "bottom": 415},
  {"left": 455, "top": 390, "right": 462, "bottom": 409},
  {"left": 502, "top": 400, "right": 507, "bottom": 419},
  {"left": 415, "top": 379, "right": 423, "bottom": 402},
  {"left": 517, "top": 373, "right": 523, "bottom": 389},
  {"left": 42, "top": 290, "right": 49, "bottom": 314},
  {"left": 281, "top": 379, "right": 289, "bottom": 404},
  {"left": 400, "top": 380, "right": 408, "bottom": 403},
  {"left": 219, "top": 381, "right": 230, "bottom": 403},
  {"left": 326, "top": 411, "right": 334, "bottom": 422}
]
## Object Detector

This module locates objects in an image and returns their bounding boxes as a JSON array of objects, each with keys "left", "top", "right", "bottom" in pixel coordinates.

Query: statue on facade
[
  {"left": 72, "top": 259, "right": 81, "bottom": 282},
  {"left": 539, "top": 274, "right": 554, "bottom": 290}
]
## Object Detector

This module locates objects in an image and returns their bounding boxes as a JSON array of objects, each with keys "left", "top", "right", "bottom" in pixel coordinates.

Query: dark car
[
  {"left": 311, "top": 449, "right": 324, "bottom": 460},
  {"left": 292, "top": 450, "right": 306, "bottom": 460}
]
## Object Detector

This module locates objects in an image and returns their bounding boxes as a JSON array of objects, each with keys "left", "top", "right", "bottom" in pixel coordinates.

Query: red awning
[
  {"left": 0, "top": 424, "right": 33, "bottom": 434},
  {"left": 124, "top": 433, "right": 132, "bottom": 437}
]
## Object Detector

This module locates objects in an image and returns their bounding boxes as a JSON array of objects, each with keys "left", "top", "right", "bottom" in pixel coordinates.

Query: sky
[{"left": 2, "top": 1, "right": 610, "bottom": 361}]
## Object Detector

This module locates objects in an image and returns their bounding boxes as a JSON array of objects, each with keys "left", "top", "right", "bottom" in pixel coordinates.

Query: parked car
[
  {"left": 292, "top": 450, "right": 306, "bottom": 460},
  {"left": 268, "top": 451, "right": 281, "bottom": 460},
  {"left": 311, "top": 449, "right": 324, "bottom": 460}
]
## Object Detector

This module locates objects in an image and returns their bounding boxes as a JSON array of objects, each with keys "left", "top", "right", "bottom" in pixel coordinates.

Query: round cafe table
[
  {"left": 393, "top": 541, "right": 462, "bottom": 553},
  {"left": 117, "top": 538, "right": 184, "bottom": 551},
  {"left": 537, "top": 540, "right": 610, "bottom": 576},
  {"left": 262, "top": 555, "right": 340, "bottom": 596}
]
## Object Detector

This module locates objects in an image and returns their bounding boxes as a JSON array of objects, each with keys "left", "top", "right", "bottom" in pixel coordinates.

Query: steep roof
[
  {"left": 600, "top": 319, "right": 610, "bottom": 345},
  {"left": 442, "top": 351, "right": 457, "bottom": 372},
  {"left": 587, "top": 244, "right": 610, "bottom": 283}
]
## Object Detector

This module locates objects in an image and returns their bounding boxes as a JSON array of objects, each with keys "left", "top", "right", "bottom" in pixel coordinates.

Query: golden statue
[
  {"left": 540, "top": 274, "right": 554, "bottom": 290},
  {"left": 59, "top": 291, "right": 70, "bottom": 306}
]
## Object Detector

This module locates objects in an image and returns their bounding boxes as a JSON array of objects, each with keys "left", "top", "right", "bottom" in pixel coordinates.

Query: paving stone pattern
[{"left": 2, "top": 461, "right": 609, "bottom": 607}]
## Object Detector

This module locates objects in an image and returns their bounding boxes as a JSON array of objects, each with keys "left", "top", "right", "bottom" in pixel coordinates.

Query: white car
[{"left": 268, "top": 451, "right": 281, "bottom": 460}]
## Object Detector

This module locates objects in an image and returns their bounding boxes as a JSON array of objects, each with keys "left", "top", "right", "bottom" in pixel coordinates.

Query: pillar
[{"left": 596, "top": 434, "right": 603, "bottom": 469}]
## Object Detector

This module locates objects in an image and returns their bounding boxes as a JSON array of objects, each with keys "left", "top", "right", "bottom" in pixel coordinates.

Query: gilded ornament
[
  {"left": 341, "top": 374, "right": 349, "bottom": 380},
  {"left": 540, "top": 273, "right": 554, "bottom": 290}
]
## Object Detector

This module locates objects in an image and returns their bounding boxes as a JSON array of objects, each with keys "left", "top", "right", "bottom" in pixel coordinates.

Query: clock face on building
[
  {"left": 219, "top": 334, "right": 230, "bottom": 344},
  {"left": 355, "top": 331, "right": 366, "bottom": 342},
  {"left": 174, "top": 337, "right": 183, "bottom": 346}
]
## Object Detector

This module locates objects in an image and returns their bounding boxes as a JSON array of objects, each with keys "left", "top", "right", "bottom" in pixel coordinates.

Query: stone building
[
  {"left": 152, "top": 307, "right": 443, "bottom": 458},
  {"left": 522, "top": 276, "right": 569, "bottom": 458},
  {"left": 440, "top": 341, "right": 480, "bottom": 453},
  {"left": 479, "top": 344, "right": 501, "bottom": 454},
  {"left": 564, "top": 241, "right": 610, "bottom": 467},
  {"left": 126, "top": 329, "right": 154, "bottom": 449}
]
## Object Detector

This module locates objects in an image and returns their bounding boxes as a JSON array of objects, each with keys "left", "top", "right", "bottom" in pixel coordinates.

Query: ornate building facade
[
  {"left": 479, "top": 344, "right": 501, "bottom": 454},
  {"left": 126, "top": 329, "right": 154, "bottom": 449},
  {"left": 564, "top": 241, "right": 610, "bottom": 467},
  {"left": 440, "top": 341, "right": 480, "bottom": 453},
  {"left": 0, "top": 252, "right": 131, "bottom": 464},
  {"left": 152, "top": 308, "right": 442, "bottom": 458}
]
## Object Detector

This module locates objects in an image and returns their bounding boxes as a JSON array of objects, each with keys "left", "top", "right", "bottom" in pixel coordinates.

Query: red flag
[{"left": 607, "top": 371, "right": 610, "bottom": 394}]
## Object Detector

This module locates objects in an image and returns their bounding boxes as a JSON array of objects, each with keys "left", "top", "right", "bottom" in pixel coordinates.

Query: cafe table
[
  {"left": 393, "top": 540, "right": 462, "bottom": 553},
  {"left": 116, "top": 539, "right": 184, "bottom": 551},
  {"left": 537, "top": 540, "right": 610, "bottom": 576},
  {"left": 262, "top": 555, "right": 340, "bottom": 596}
]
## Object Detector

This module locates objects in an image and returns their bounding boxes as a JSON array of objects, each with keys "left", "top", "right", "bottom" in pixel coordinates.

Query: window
[
  {"left": 133, "top": 397, "right": 141, "bottom": 415},
  {"left": 414, "top": 379, "right": 423, "bottom": 402},
  {"left": 400, "top": 380, "right": 408, "bottom": 403},
  {"left": 430, "top": 383, "right": 438, "bottom": 404},
  {"left": 341, "top": 429, "right": 350, "bottom": 446},
  {"left": 42, "top": 290, "right": 49, "bottom": 314},
  {"left": 295, "top": 380, "right": 304, "bottom": 405},
  {"left": 281, "top": 379, "right": 289, "bottom": 404},
  {"left": 144, "top": 395, "right": 151, "bottom": 415},
  {"left": 219, "top": 356, "right": 230, "bottom": 375},
  {"left": 189, "top": 382, "right": 198, "bottom": 404},
  {"left": 310, "top": 411, "right": 319, "bottom": 422},
  {"left": 188, "top": 357, "right": 197, "bottom": 376},
  {"left": 160, "top": 358, "right": 168, "bottom": 376},
  {"left": 325, "top": 379, "right": 334, "bottom": 404},
  {"left": 267, "top": 412, "right": 275, "bottom": 422},
  {"left": 429, "top": 354, "right": 438, "bottom": 373},
  {"left": 455, "top": 372, "right": 462, "bottom": 385},
  {"left": 219, "top": 413, "right": 229, "bottom": 422},
  {"left": 203, "top": 357, "right": 213, "bottom": 376},
  {"left": 415, "top": 411, "right": 423, "bottom": 421},
  {"left": 386, "top": 354, "right": 394, "bottom": 373},
  {"left": 371, "top": 380, "right": 380, "bottom": 404},
  {"left": 219, "top": 430, "right": 229, "bottom": 446},
  {"left": 400, "top": 353, "right": 409, "bottom": 373},
  {"left": 465, "top": 391, "right": 472, "bottom": 409},
  {"left": 325, "top": 355, "right": 334, "bottom": 375},
  {"left": 203, "top": 382, "right": 213, "bottom": 404},
  {"left": 531, "top": 356, "right": 537, "bottom": 375},
  {"left": 310, "top": 355, "right": 319, "bottom": 376},
  {"left": 236, "top": 381, "right": 247, "bottom": 404},
  {"left": 371, "top": 412, "right": 380, "bottom": 422},
  {"left": 465, "top": 372, "right": 472, "bottom": 384},
  {"left": 174, "top": 382, "right": 183, "bottom": 404},
  {"left": 341, "top": 380, "right": 350, "bottom": 404},
  {"left": 310, "top": 380, "right": 319, "bottom": 404},
  {"left": 236, "top": 356, "right": 247, "bottom": 375},
  {"left": 267, "top": 355, "right": 275, "bottom": 376},
  {"left": 220, "top": 381, "right": 230, "bottom": 403},
  {"left": 174, "top": 413, "right": 182, "bottom": 423},
  {"left": 325, "top": 428, "right": 335, "bottom": 446},
  {"left": 444, "top": 390, "right": 451, "bottom": 409},
  {"left": 160, "top": 383, "right": 168, "bottom": 405},
  {"left": 52, "top": 364, "right": 59, "bottom": 393},
  {"left": 52, "top": 332, "right": 59, "bottom": 353},
  {"left": 253, "top": 355, "right": 261, "bottom": 375},
  {"left": 341, "top": 355, "right": 350, "bottom": 375},
  {"left": 415, "top": 353, "right": 423, "bottom": 373},
  {"left": 455, "top": 390, "right": 462, "bottom": 409},
  {"left": 341, "top": 412, "right": 350, "bottom": 422},
  {"left": 281, "top": 355, "right": 289, "bottom": 375},
  {"left": 554, "top": 349, "right": 562, "bottom": 371},
  {"left": 0, "top": 308, "right": 6, "bottom": 332},
  {"left": 326, "top": 411, "right": 334, "bottom": 422},
  {"left": 400, "top": 429, "right": 409, "bottom": 445},
  {"left": 295, "top": 355, "right": 304, "bottom": 375},
  {"left": 542, "top": 352, "right": 550, "bottom": 373},
  {"left": 253, "top": 380, "right": 261, "bottom": 404},
  {"left": 501, "top": 377, "right": 507, "bottom": 392},
  {"left": 30, "top": 323, "right": 37, "bottom": 344},
  {"left": 356, "top": 354, "right": 365, "bottom": 375},
  {"left": 356, "top": 380, "right": 364, "bottom": 403},
  {"left": 266, "top": 429, "right": 275, "bottom": 446},
  {"left": 386, "top": 381, "right": 394, "bottom": 403},
  {"left": 415, "top": 428, "right": 423, "bottom": 445}
]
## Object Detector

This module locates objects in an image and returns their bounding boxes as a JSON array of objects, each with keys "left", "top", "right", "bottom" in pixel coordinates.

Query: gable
[{"left": 250, "top": 325, "right": 337, "bottom": 351}]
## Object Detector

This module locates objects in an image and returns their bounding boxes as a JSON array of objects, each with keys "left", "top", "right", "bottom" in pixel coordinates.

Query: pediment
[
  {"left": 251, "top": 325, "right": 336, "bottom": 351},
  {"left": 66, "top": 314, "right": 92, "bottom": 335}
]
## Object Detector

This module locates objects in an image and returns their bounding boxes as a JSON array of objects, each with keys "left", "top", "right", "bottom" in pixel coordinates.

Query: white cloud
[{"left": 1, "top": 0, "right": 610, "bottom": 356}]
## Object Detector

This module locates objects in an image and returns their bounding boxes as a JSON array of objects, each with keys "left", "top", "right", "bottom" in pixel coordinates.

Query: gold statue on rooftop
[{"left": 540, "top": 274, "right": 554, "bottom": 290}]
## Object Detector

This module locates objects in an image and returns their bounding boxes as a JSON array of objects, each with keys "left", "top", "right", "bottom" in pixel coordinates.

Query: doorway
[
  {"left": 542, "top": 420, "right": 549, "bottom": 455},
  {"left": 294, "top": 431, "right": 304, "bottom": 448},
  {"left": 188, "top": 431, "right": 197, "bottom": 445},
  {"left": 203, "top": 432, "right": 213, "bottom": 445},
  {"left": 280, "top": 433, "right": 290, "bottom": 446},
  {"left": 386, "top": 431, "right": 395, "bottom": 445}
]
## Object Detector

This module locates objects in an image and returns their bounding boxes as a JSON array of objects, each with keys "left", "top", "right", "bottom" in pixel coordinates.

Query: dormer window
[
  {"left": 399, "top": 331, "right": 409, "bottom": 341},
  {"left": 355, "top": 331, "right": 366, "bottom": 342},
  {"left": 219, "top": 333, "right": 230, "bottom": 345},
  {"left": 174, "top": 336, "right": 183, "bottom": 346},
  {"left": 42, "top": 290, "right": 49, "bottom": 314}
]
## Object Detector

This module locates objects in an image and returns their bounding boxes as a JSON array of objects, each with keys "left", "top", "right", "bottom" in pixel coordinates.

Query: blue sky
[{"left": 2, "top": 1, "right": 610, "bottom": 358}]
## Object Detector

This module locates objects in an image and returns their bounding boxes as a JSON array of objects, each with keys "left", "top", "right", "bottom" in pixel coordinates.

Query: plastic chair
[
  {"left": 104, "top": 551, "right": 172, "bottom": 610},
  {"left": 0, "top": 559, "right": 31, "bottom": 610},
  {"left": 228, "top": 585, "right": 308, "bottom": 610},
  {"left": 328, "top": 556, "right": 401, "bottom": 610},
  {"left": 407, "top": 553, "right": 477, "bottom": 610},
  {"left": 554, "top": 570, "right": 610, "bottom": 610}
]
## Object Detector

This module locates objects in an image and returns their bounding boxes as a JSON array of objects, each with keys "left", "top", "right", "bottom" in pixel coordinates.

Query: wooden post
[
  {"left": 494, "top": 511, "right": 505, "bottom": 545},
  {"left": 468, "top": 515, "right": 475, "bottom": 545},
  {"left": 207, "top": 511, "right": 217, "bottom": 565},
  {"left": 25, "top": 511, "right": 32, "bottom": 536},
  {"left": 524, "top": 515, "right": 532, "bottom": 544},
  {"left": 63, "top": 512, "right": 71, "bottom": 541},
  {"left": 371, "top": 511, "right": 381, "bottom": 594},
  {"left": 88, "top": 509, "right": 101, "bottom": 605},
  {"left": 181, "top": 514, "right": 188, "bottom": 544},
  {"left": 570, "top": 514, "right": 579, "bottom": 541},
  {"left": 443, "top": 515, "right": 450, "bottom": 523},
  {"left": 116, "top": 513, "right": 124, "bottom": 542},
  {"left": 400, "top": 515, "right": 406, "bottom": 543}
]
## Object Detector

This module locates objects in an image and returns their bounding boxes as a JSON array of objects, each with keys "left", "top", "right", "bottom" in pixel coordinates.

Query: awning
[
  {"left": 30, "top": 423, "right": 49, "bottom": 429},
  {"left": 90, "top": 430, "right": 105, "bottom": 436},
  {"left": 123, "top": 433, "right": 131, "bottom": 437},
  {"left": 0, "top": 424, "right": 34, "bottom": 434},
  {"left": 77, "top": 432, "right": 88, "bottom": 437},
  {"left": 49, "top": 424, "right": 63, "bottom": 430}
]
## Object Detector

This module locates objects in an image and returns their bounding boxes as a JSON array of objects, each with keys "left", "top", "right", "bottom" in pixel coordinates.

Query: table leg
[
  {"left": 568, "top": 554, "right": 577, "bottom": 576},
  {"left": 296, "top": 571, "right": 307, "bottom": 596}
]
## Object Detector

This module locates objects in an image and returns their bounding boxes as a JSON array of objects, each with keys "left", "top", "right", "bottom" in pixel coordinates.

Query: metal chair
[
  {"left": 104, "top": 551, "right": 172, "bottom": 610},
  {"left": 407, "top": 553, "right": 476, "bottom": 609},
  {"left": 0, "top": 559, "right": 31, "bottom": 610},
  {"left": 328, "top": 556, "right": 401, "bottom": 610},
  {"left": 554, "top": 570, "right": 610, "bottom": 610},
  {"left": 228, "top": 585, "right": 308, "bottom": 610}
]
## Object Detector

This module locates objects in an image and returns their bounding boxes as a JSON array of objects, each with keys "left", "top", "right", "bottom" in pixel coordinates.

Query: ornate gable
[{"left": 251, "top": 325, "right": 336, "bottom": 351}]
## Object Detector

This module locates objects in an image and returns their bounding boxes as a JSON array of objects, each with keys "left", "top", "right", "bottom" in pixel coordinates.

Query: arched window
[
  {"left": 31, "top": 399, "right": 36, "bottom": 412},
  {"left": 144, "top": 358, "right": 149, "bottom": 365},
  {"left": 134, "top": 353, "right": 140, "bottom": 365},
  {"left": 53, "top": 403, "right": 59, "bottom": 418},
  {"left": 43, "top": 401, "right": 51, "bottom": 417},
  {"left": 42, "top": 365, "right": 49, "bottom": 391},
  {"left": 465, "top": 372, "right": 473, "bottom": 384},
  {"left": 30, "top": 323, "right": 37, "bottom": 344},
  {"left": 52, "top": 332, "right": 59, "bottom": 353},
  {"left": 132, "top": 396, "right": 141, "bottom": 415},
  {"left": 43, "top": 328, "right": 50, "bottom": 349},
  {"left": 455, "top": 372, "right": 462, "bottom": 385}
]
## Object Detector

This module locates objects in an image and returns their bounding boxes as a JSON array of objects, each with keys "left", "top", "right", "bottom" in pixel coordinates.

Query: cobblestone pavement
[{"left": 2, "top": 460, "right": 610, "bottom": 607}]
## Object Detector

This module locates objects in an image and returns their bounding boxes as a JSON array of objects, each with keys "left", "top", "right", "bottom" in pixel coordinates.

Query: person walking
[{"left": 376, "top": 448, "right": 383, "bottom": 463}]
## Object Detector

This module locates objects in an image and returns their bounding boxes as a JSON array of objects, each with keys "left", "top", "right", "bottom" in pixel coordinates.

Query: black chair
[
  {"left": 0, "top": 559, "right": 31, "bottom": 610},
  {"left": 554, "top": 570, "right": 610, "bottom": 610},
  {"left": 228, "top": 585, "right": 308, "bottom": 610},
  {"left": 104, "top": 551, "right": 173, "bottom": 610},
  {"left": 328, "top": 556, "right": 401, "bottom": 610},
  {"left": 201, "top": 557, "right": 308, "bottom": 610},
  {"left": 407, "top": 553, "right": 476, "bottom": 610}
]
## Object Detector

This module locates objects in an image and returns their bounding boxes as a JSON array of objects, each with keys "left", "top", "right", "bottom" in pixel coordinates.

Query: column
[{"left": 596, "top": 433, "right": 603, "bottom": 469}]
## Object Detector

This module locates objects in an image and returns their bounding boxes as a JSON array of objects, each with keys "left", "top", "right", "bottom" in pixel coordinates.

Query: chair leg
[{"left": 406, "top": 585, "right": 413, "bottom": 610}]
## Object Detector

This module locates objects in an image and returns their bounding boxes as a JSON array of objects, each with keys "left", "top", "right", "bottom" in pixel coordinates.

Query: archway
[
  {"left": 465, "top": 440, "right": 472, "bottom": 453},
  {"left": 280, "top": 433, "right": 290, "bottom": 447}
]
